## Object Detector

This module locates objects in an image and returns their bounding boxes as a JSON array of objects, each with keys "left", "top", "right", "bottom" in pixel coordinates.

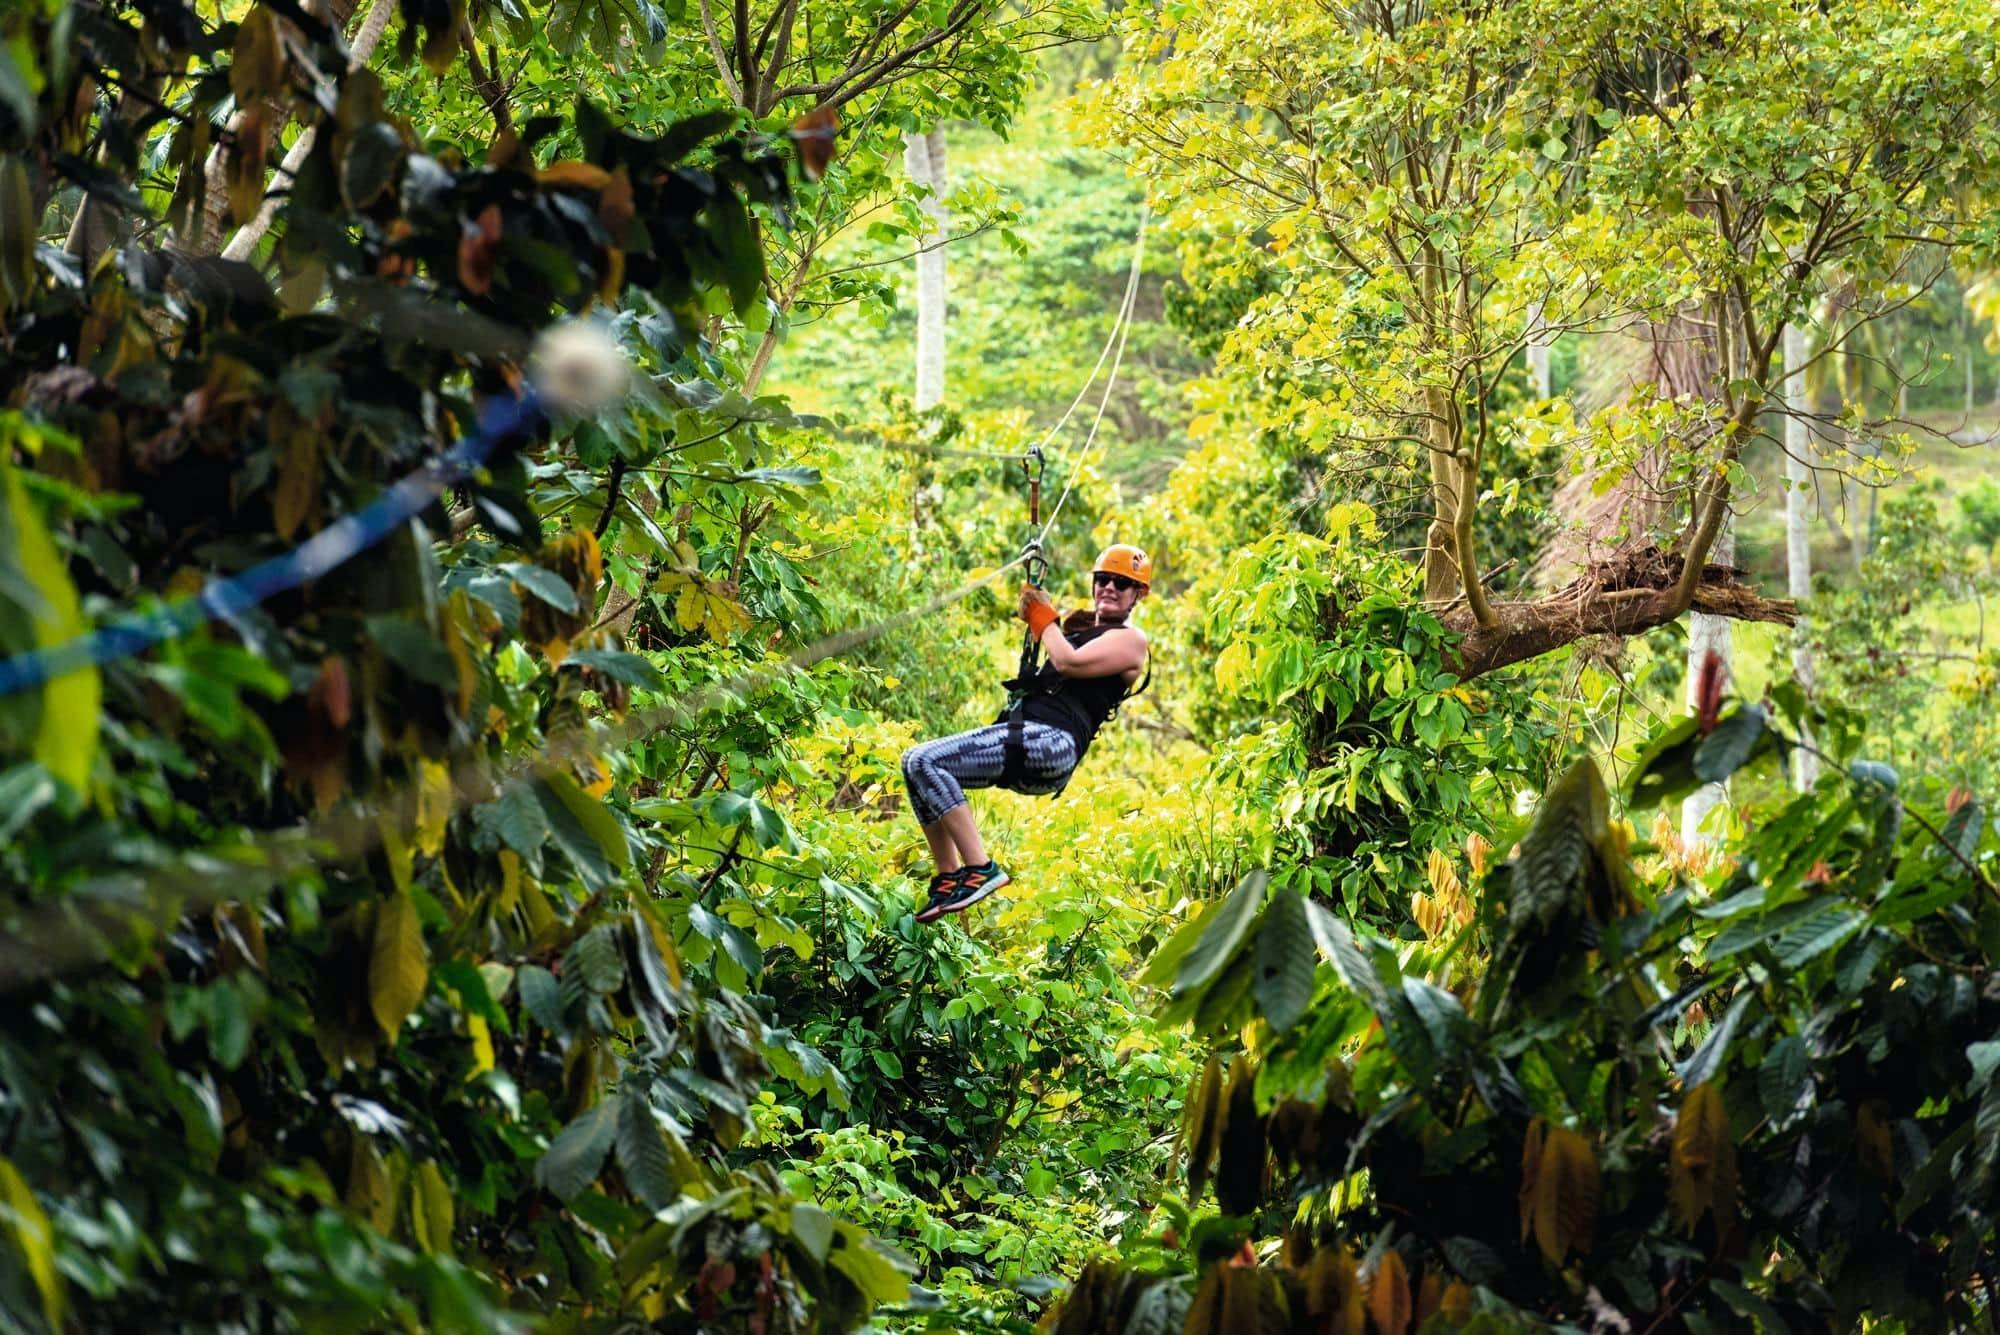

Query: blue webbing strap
[{"left": 0, "top": 389, "right": 542, "bottom": 698}]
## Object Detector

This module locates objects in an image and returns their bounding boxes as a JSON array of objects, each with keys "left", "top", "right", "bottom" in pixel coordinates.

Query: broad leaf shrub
[
  {"left": 1044, "top": 696, "right": 2000, "bottom": 1331},
  {"left": 1201, "top": 516, "right": 1550, "bottom": 923}
]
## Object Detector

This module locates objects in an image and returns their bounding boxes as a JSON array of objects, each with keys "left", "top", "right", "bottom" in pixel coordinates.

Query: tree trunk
[
  {"left": 905, "top": 126, "right": 948, "bottom": 411},
  {"left": 1966, "top": 316, "right": 1979, "bottom": 418},
  {"left": 1783, "top": 321, "right": 1819, "bottom": 789},
  {"left": 1682, "top": 522, "right": 1734, "bottom": 845}
]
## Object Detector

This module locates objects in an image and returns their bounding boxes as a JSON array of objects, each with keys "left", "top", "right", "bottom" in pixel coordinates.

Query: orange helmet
[{"left": 1092, "top": 543, "right": 1154, "bottom": 586}]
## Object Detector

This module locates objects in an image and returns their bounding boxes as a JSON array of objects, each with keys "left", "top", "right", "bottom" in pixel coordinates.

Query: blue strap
[{"left": 0, "top": 390, "right": 542, "bottom": 699}]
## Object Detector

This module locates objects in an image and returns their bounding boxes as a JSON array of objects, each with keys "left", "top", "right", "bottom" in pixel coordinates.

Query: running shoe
[
  {"left": 914, "top": 868, "right": 963, "bottom": 924},
  {"left": 928, "top": 861, "right": 1010, "bottom": 918}
]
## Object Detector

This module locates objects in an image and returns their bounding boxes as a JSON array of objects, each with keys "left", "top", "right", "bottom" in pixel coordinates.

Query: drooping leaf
[
  {"left": 1527, "top": 1123, "right": 1599, "bottom": 1263},
  {"left": 1175, "top": 870, "right": 1269, "bottom": 997},
  {"left": 1251, "top": 888, "right": 1315, "bottom": 1032},
  {"left": 790, "top": 1201, "right": 834, "bottom": 1263},
  {"left": 826, "top": 1226, "right": 912, "bottom": 1305},
  {"left": 1757, "top": 1035, "right": 1812, "bottom": 1123},
  {"left": 1214, "top": 1056, "right": 1265, "bottom": 1216},
  {"left": 541, "top": 770, "right": 630, "bottom": 869},
  {"left": 368, "top": 893, "right": 429, "bottom": 1040},
  {"left": 614, "top": 1089, "right": 676, "bottom": 1211},
  {"left": 410, "top": 1160, "right": 455, "bottom": 1256},
  {"left": 1509, "top": 758, "right": 1607, "bottom": 933},
  {"left": 1692, "top": 704, "right": 1769, "bottom": 783},
  {"left": 1855, "top": 1100, "right": 1896, "bottom": 1182},
  {"left": 565, "top": 924, "right": 626, "bottom": 994},
  {"left": 537, "top": 1102, "right": 616, "bottom": 1201},
  {"left": 701, "top": 188, "right": 764, "bottom": 314},
  {"left": 0, "top": 1155, "right": 63, "bottom": 1330},
  {"left": 0, "top": 460, "right": 99, "bottom": 792},
  {"left": 1182, "top": 1054, "right": 1224, "bottom": 1202},
  {"left": 565, "top": 649, "right": 667, "bottom": 690},
  {"left": 1368, "top": 1248, "right": 1411, "bottom": 1335},
  {"left": 517, "top": 964, "right": 565, "bottom": 1033},
  {"left": 1668, "top": 1082, "right": 1738, "bottom": 1236}
]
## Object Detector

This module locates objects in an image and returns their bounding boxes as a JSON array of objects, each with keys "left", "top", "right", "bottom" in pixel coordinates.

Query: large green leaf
[
  {"left": 537, "top": 1102, "right": 617, "bottom": 1201},
  {"left": 1758, "top": 1035, "right": 1811, "bottom": 1123},
  {"left": 0, "top": 459, "right": 99, "bottom": 793},
  {"left": 1510, "top": 759, "right": 1607, "bottom": 931},
  {"left": 368, "top": 892, "right": 429, "bottom": 1040},
  {"left": 537, "top": 774, "right": 628, "bottom": 889},
  {"left": 1251, "top": 888, "right": 1315, "bottom": 1032},
  {"left": 565, "top": 925, "right": 627, "bottom": 994},
  {"left": 614, "top": 1090, "right": 676, "bottom": 1211},
  {"left": 826, "top": 1225, "right": 912, "bottom": 1305},
  {"left": 1693, "top": 704, "right": 1769, "bottom": 783},
  {"left": 1173, "top": 870, "right": 1268, "bottom": 998}
]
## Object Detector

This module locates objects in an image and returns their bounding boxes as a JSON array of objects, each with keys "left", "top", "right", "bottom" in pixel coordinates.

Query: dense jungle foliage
[{"left": 0, "top": 0, "right": 1998, "bottom": 1331}]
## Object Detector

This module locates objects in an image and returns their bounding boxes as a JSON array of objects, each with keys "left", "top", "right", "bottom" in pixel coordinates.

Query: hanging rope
[{"left": 1034, "top": 206, "right": 1149, "bottom": 551}]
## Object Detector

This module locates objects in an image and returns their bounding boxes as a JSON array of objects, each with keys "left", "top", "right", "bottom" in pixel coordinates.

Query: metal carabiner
[{"left": 1020, "top": 536, "right": 1048, "bottom": 589}]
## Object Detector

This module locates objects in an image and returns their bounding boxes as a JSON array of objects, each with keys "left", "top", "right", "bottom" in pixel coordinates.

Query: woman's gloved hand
[{"left": 1018, "top": 585, "right": 1059, "bottom": 638}]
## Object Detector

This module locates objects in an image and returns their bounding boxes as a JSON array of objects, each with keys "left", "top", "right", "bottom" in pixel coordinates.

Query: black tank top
[{"left": 1003, "top": 624, "right": 1141, "bottom": 756}]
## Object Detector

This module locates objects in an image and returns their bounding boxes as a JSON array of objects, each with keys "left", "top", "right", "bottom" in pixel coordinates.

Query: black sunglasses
[{"left": 1093, "top": 572, "right": 1142, "bottom": 593}]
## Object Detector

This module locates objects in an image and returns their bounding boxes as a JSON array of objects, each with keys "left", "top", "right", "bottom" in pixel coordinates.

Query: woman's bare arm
[{"left": 1037, "top": 623, "right": 1146, "bottom": 678}]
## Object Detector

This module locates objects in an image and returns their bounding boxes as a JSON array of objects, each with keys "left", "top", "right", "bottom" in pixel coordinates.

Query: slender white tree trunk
[
  {"left": 1967, "top": 326, "right": 1978, "bottom": 417},
  {"left": 1526, "top": 298, "right": 1552, "bottom": 400},
  {"left": 1682, "top": 524, "right": 1734, "bottom": 845},
  {"left": 905, "top": 126, "right": 948, "bottom": 411},
  {"left": 1784, "top": 321, "right": 1820, "bottom": 789}
]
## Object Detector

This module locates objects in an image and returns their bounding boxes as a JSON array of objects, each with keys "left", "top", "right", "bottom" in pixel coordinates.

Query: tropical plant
[
  {"left": 1043, "top": 686, "right": 2000, "bottom": 1331},
  {"left": 0, "top": 0, "right": 932, "bottom": 1326}
]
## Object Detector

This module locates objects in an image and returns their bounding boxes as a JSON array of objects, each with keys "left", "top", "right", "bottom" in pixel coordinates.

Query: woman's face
[{"left": 1092, "top": 572, "right": 1147, "bottom": 621}]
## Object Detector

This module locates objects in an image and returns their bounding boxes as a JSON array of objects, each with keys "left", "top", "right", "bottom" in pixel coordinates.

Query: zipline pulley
[{"left": 1021, "top": 443, "right": 1046, "bottom": 532}]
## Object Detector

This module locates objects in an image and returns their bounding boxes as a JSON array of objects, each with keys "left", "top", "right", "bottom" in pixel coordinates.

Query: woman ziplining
[{"left": 900, "top": 543, "right": 1152, "bottom": 923}]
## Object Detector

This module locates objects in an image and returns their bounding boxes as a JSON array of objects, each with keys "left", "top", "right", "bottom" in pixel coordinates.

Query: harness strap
[{"left": 1001, "top": 698, "right": 1031, "bottom": 786}]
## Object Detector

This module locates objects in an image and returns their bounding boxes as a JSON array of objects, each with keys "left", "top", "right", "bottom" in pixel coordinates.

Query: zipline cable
[
  {"left": 0, "top": 392, "right": 543, "bottom": 698},
  {"left": 0, "top": 317, "right": 645, "bottom": 700},
  {"left": 1033, "top": 207, "right": 1149, "bottom": 552},
  {"left": 1012, "top": 207, "right": 1152, "bottom": 486}
]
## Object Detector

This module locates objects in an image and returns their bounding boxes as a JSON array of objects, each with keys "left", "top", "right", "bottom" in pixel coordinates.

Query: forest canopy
[{"left": 0, "top": 0, "right": 1996, "bottom": 1331}]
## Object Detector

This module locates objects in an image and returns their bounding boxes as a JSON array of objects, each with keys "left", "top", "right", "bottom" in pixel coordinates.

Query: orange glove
[{"left": 1019, "top": 585, "right": 1059, "bottom": 639}]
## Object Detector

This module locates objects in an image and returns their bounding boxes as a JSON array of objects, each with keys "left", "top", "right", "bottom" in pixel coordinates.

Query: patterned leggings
[{"left": 900, "top": 722, "right": 1079, "bottom": 826}]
